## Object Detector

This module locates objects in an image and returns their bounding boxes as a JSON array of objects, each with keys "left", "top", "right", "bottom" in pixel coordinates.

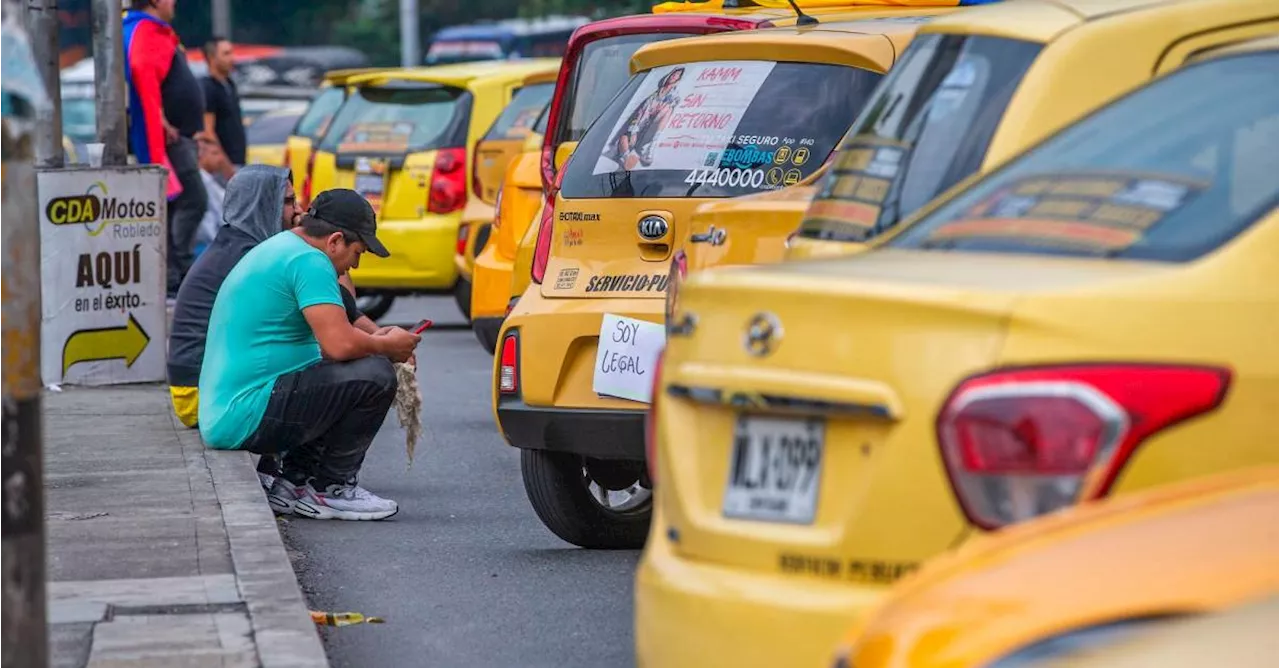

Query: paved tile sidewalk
[{"left": 44, "top": 384, "right": 328, "bottom": 668}]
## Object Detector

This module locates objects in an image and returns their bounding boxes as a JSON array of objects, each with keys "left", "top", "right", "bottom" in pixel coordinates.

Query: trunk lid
[
  {"left": 659, "top": 249, "right": 1172, "bottom": 577},
  {"left": 685, "top": 183, "right": 818, "bottom": 272}
]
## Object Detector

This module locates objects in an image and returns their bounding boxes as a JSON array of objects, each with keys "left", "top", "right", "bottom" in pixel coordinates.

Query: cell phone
[{"left": 412, "top": 319, "right": 434, "bottom": 334}]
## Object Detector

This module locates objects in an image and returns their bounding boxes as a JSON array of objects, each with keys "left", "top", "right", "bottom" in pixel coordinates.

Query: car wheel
[
  {"left": 520, "top": 449, "right": 651, "bottom": 549},
  {"left": 356, "top": 293, "right": 395, "bottom": 321},
  {"left": 453, "top": 278, "right": 472, "bottom": 322}
]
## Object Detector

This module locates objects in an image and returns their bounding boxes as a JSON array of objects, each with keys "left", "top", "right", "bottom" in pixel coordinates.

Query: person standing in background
[
  {"left": 123, "top": 0, "right": 208, "bottom": 299},
  {"left": 200, "top": 37, "right": 247, "bottom": 168}
]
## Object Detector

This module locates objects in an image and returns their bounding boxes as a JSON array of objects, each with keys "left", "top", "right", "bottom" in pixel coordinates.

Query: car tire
[
  {"left": 356, "top": 293, "right": 396, "bottom": 322},
  {"left": 453, "top": 278, "right": 472, "bottom": 322},
  {"left": 520, "top": 449, "right": 651, "bottom": 550}
]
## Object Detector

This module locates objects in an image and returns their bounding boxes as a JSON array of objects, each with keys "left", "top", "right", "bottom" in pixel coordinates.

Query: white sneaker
[
  {"left": 267, "top": 477, "right": 305, "bottom": 516},
  {"left": 257, "top": 472, "right": 276, "bottom": 493},
  {"left": 293, "top": 483, "right": 399, "bottom": 521}
]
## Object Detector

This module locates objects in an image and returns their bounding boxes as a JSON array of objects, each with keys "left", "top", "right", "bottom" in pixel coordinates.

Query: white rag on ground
[{"left": 393, "top": 361, "right": 423, "bottom": 467}]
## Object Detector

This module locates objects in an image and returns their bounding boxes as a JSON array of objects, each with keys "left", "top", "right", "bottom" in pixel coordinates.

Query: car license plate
[
  {"left": 722, "top": 415, "right": 824, "bottom": 524},
  {"left": 355, "top": 173, "right": 384, "bottom": 196}
]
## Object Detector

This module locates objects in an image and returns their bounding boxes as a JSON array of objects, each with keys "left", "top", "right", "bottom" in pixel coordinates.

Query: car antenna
[{"left": 786, "top": 0, "right": 819, "bottom": 25}]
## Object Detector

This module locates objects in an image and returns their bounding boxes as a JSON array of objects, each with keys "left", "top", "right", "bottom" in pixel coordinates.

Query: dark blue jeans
[{"left": 241, "top": 356, "right": 397, "bottom": 489}]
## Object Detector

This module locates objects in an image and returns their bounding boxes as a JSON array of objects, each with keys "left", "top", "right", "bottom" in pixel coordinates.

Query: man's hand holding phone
[{"left": 373, "top": 326, "right": 420, "bottom": 363}]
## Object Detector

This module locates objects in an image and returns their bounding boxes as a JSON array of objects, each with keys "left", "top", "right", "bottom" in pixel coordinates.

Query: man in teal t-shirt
[{"left": 199, "top": 189, "right": 420, "bottom": 521}]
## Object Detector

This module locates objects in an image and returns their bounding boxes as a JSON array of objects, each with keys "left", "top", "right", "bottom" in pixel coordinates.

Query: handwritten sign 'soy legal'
[{"left": 592, "top": 314, "right": 665, "bottom": 404}]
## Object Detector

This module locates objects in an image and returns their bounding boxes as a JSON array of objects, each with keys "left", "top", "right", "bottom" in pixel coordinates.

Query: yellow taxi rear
[
  {"left": 834, "top": 467, "right": 1278, "bottom": 668},
  {"left": 472, "top": 128, "right": 546, "bottom": 352},
  {"left": 789, "top": 0, "right": 1278, "bottom": 260},
  {"left": 638, "top": 40, "right": 1279, "bottom": 668},
  {"left": 455, "top": 71, "right": 557, "bottom": 323},
  {"left": 496, "top": 27, "right": 898, "bottom": 550},
  {"left": 285, "top": 68, "right": 389, "bottom": 201},
  {"left": 303, "top": 60, "right": 559, "bottom": 318}
]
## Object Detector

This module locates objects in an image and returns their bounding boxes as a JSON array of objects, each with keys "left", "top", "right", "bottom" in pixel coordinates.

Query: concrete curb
[{"left": 170, "top": 414, "right": 330, "bottom": 668}]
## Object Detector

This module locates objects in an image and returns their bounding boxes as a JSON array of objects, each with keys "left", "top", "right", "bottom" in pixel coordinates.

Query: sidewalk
[{"left": 44, "top": 383, "right": 328, "bottom": 668}]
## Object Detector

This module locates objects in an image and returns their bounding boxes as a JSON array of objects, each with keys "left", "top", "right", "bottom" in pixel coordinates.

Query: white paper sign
[
  {"left": 593, "top": 314, "right": 666, "bottom": 404},
  {"left": 594, "top": 61, "right": 777, "bottom": 175},
  {"left": 38, "top": 167, "right": 168, "bottom": 386}
]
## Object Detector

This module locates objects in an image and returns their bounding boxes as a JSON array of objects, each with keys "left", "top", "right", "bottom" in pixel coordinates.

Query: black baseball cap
[{"left": 307, "top": 189, "right": 390, "bottom": 258}]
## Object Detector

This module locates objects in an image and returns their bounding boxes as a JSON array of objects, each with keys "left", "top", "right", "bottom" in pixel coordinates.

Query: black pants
[
  {"left": 240, "top": 356, "right": 397, "bottom": 489},
  {"left": 167, "top": 136, "right": 208, "bottom": 296}
]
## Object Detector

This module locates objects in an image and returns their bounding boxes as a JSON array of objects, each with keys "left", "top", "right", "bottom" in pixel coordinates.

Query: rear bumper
[
  {"left": 495, "top": 398, "right": 645, "bottom": 460},
  {"left": 472, "top": 316, "right": 503, "bottom": 354},
  {"left": 636, "top": 513, "right": 890, "bottom": 668},
  {"left": 349, "top": 214, "right": 461, "bottom": 290}
]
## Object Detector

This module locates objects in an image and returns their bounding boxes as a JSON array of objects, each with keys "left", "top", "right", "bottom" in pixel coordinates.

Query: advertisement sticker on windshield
[{"left": 593, "top": 61, "right": 777, "bottom": 176}]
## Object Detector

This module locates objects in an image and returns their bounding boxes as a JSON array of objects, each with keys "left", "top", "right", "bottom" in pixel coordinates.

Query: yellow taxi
[
  {"left": 638, "top": 37, "right": 1278, "bottom": 667},
  {"left": 306, "top": 59, "right": 561, "bottom": 320},
  {"left": 787, "top": 0, "right": 1278, "bottom": 261},
  {"left": 495, "top": 19, "right": 938, "bottom": 549},
  {"left": 500, "top": 3, "right": 971, "bottom": 351},
  {"left": 245, "top": 106, "right": 305, "bottom": 167},
  {"left": 832, "top": 467, "right": 1278, "bottom": 668},
  {"left": 454, "top": 69, "right": 558, "bottom": 322},
  {"left": 471, "top": 116, "right": 548, "bottom": 352},
  {"left": 285, "top": 67, "right": 389, "bottom": 203}
]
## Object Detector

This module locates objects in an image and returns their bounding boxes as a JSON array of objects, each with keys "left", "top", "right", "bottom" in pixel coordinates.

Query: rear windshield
[
  {"left": 888, "top": 53, "right": 1279, "bottom": 262},
  {"left": 801, "top": 34, "right": 1042, "bottom": 241},
  {"left": 484, "top": 82, "right": 554, "bottom": 141},
  {"left": 293, "top": 87, "right": 346, "bottom": 140},
  {"left": 560, "top": 32, "right": 695, "bottom": 144},
  {"left": 426, "top": 40, "right": 506, "bottom": 65},
  {"left": 247, "top": 113, "right": 302, "bottom": 145},
  {"left": 534, "top": 103, "right": 549, "bottom": 135},
  {"left": 317, "top": 83, "right": 469, "bottom": 155},
  {"left": 560, "top": 61, "right": 882, "bottom": 199}
]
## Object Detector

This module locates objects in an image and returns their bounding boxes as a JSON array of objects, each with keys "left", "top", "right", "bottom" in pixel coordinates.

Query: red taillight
[
  {"left": 644, "top": 349, "right": 666, "bottom": 485},
  {"left": 471, "top": 150, "right": 484, "bottom": 200},
  {"left": 937, "top": 364, "right": 1231, "bottom": 530},
  {"left": 456, "top": 223, "right": 470, "bottom": 257},
  {"left": 428, "top": 147, "right": 468, "bottom": 215},
  {"left": 498, "top": 333, "right": 519, "bottom": 394},
  {"left": 530, "top": 192, "right": 557, "bottom": 284},
  {"left": 301, "top": 151, "right": 316, "bottom": 208}
]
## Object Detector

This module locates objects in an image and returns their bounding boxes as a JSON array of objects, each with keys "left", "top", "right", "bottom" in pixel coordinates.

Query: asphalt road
[{"left": 281, "top": 296, "right": 640, "bottom": 668}]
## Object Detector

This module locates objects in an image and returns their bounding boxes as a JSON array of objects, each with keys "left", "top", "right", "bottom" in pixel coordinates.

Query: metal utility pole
[
  {"left": 92, "top": 0, "right": 129, "bottom": 166},
  {"left": 212, "top": 0, "right": 231, "bottom": 39},
  {"left": 24, "top": 0, "right": 64, "bottom": 168},
  {"left": 2, "top": 10, "right": 49, "bottom": 668},
  {"left": 400, "top": 0, "right": 420, "bottom": 67}
]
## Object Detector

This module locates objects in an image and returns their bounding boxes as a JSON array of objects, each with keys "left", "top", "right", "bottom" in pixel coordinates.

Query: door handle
[{"left": 690, "top": 225, "right": 727, "bottom": 246}]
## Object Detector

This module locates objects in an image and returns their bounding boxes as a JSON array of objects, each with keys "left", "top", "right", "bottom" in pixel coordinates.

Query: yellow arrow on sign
[{"left": 62, "top": 313, "right": 150, "bottom": 375}]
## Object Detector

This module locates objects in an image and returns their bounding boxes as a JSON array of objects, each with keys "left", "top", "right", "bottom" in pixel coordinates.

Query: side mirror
[{"left": 554, "top": 141, "right": 579, "bottom": 172}]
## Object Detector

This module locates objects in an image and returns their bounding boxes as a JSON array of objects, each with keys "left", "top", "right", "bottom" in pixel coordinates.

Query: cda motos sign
[{"left": 39, "top": 167, "right": 168, "bottom": 386}]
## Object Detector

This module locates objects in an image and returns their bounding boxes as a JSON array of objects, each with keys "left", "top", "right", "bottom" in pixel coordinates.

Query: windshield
[
  {"left": 293, "top": 87, "right": 346, "bottom": 140},
  {"left": 318, "top": 84, "right": 469, "bottom": 155},
  {"left": 560, "top": 60, "right": 882, "bottom": 199},
  {"left": 247, "top": 113, "right": 302, "bottom": 145},
  {"left": 801, "top": 34, "right": 1043, "bottom": 241},
  {"left": 560, "top": 32, "right": 695, "bottom": 145},
  {"left": 889, "top": 53, "right": 1278, "bottom": 262},
  {"left": 484, "top": 82, "right": 554, "bottom": 141}
]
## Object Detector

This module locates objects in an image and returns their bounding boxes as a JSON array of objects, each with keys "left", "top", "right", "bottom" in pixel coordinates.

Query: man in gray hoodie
[{"left": 167, "top": 165, "right": 376, "bottom": 488}]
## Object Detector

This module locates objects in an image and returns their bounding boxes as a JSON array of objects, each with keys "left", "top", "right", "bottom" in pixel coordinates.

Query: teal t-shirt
[{"left": 198, "top": 232, "right": 343, "bottom": 449}]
